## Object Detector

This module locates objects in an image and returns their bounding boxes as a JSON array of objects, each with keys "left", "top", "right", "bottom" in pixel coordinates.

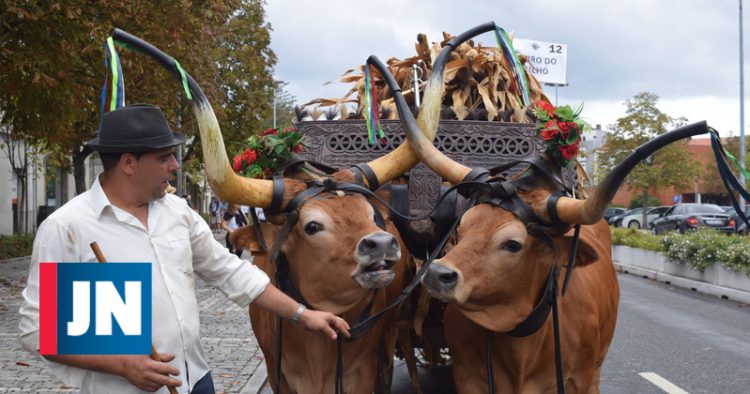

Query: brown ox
[
  {"left": 410, "top": 141, "right": 621, "bottom": 393},
  {"left": 233, "top": 190, "right": 406, "bottom": 393},
  {"left": 398, "top": 22, "right": 627, "bottom": 391},
  {"left": 407, "top": 104, "right": 710, "bottom": 392}
]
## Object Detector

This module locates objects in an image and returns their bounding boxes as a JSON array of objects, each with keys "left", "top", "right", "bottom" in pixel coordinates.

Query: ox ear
[
  {"left": 231, "top": 224, "right": 281, "bottom": 256},
  {"left": 555, "top": 225, "right": 601, "bottom": 268}
]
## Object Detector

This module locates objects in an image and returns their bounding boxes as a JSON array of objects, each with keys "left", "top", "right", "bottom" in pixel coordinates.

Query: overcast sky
[{"left": 266, "top": 0, "right": 748, "bottom": 136}]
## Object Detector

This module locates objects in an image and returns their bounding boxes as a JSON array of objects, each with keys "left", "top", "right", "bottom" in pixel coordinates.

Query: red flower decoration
[
  {"left": 534, "top": 100, "right": 586, "bottom": 167},
  {"left": 233, "top": 126, "right": 305, "bottom": 179},
  {"left": 536, "top": 100, "right": 556, "bottom": 116},
  {"left": 540, "top": 128, "right": 559, "bottom": 141},
  {"left": 242, "top": 148, "right": 257, "bottom": 164},
  {"left": 232, "top": 155, "right": 243, "bottom": 172},
  {"left": 559, "top": 142, "right": 580, "bottom": 160}
]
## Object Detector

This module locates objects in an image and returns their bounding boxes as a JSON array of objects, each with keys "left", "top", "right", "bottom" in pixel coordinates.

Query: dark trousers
[{"left": 191, "top": 372, "right": 215, "bottom": 394}]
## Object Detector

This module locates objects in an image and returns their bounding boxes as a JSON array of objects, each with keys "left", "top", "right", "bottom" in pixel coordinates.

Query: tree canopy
[
  {"left": 596, "top": 92, "right": 703, "bottom": 206},
  {"left": 0, "top": 1, "right": 280, "bottom": 193}
]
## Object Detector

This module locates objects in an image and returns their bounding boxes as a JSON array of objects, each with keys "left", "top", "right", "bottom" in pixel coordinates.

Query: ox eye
[
  {"left": 502, "top": 240, "right": 523, "bottom": 253},
  {"left": 304, "top": 221, "right": 323, "bottom": 235}
]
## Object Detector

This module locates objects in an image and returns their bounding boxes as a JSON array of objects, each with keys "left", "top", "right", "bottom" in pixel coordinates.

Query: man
[{"left": 18, "top": 104, "right": 349, "bottom": 393}]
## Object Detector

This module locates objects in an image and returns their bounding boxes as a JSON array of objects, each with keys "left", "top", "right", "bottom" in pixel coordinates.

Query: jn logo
[{"left": 39, "top": 262, "right": 152, "bottom": 355}]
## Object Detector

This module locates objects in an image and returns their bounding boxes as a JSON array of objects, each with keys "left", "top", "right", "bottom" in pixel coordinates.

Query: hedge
[
  {"left": 0, "top": 233, "right": 34, "bottom": 260},
  {"left": 610, "top": 227, "right": 750, "bottom": 275}
]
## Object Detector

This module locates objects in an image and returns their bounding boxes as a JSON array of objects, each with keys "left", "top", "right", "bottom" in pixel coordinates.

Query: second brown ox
[{"left": 401, "top": 22, "right": 621, "bottom": 392}]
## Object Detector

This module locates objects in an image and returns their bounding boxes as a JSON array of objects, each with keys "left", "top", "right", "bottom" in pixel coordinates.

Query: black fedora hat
[{"left": 87, "top": 104, "right": 187, "bottom": 153}]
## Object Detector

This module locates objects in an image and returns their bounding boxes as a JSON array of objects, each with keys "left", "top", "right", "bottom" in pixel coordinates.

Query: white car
[{"left": 619, "top": 206, "right": 671, "bottom": 229}]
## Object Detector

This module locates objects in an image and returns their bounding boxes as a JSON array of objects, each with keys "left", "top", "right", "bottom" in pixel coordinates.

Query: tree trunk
[{"left": 72, "top": 146, "right": 92, "bottom": 195}]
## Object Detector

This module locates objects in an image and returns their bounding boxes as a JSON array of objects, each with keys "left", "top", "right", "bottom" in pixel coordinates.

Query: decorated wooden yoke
[{"left": 295, "top": 119, "right": 578, "bottom": 219}]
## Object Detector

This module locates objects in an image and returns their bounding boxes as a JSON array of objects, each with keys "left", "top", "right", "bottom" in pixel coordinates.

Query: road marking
[{"left": 639, "top": 372, "right": 689, "bottom": 394}]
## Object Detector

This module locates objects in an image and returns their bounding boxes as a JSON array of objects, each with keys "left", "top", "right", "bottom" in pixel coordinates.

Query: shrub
[
  {"left": 0, "top": 233, "right": 35, "bottom": 260},
  {"left": 610, "top": 227, "right": 662, "bottom": 251},
  {"left": 662, "top": 229, "right": 735, "bottom": 271},
  {"left": 610, "top": 226, "right": 750, "bottom": 274}
]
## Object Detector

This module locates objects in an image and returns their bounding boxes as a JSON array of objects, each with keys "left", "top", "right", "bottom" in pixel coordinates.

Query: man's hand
[
  {"left": 44, "top": 353, "right": 182, "bottom": 393},
  {"left": 298, "top": 309, "right": 351, "bottom": 340},
  {"left": 252, "top": 285, "right": 351, "bottom": 340},
  {"left": 120, "top": 353, "right": 181, "bottom": 392}
]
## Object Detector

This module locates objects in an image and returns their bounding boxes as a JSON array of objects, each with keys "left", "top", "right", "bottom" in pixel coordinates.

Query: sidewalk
[{"left": 0, "top": 231, "right": 268, "bottom": 393}]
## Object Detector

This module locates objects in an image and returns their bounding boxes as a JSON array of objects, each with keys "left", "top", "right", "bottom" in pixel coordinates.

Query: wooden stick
[{"left": 89, "top": 242, "right": 179, "bottom": 394}]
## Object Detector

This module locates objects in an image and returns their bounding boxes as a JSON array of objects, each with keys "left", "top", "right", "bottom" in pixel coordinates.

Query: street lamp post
[{"left": 741, "top": 0, "right": 747, "bottom": 207}]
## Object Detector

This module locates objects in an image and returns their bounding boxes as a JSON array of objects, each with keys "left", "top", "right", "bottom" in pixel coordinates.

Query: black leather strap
[
  {"left": 270, "top": 175, "right": 285, "bottom": 214},
  {"left": 507, "top": 265, "right": 558, "bottom": 337},
  {"left": 561, "top": 224, "right": 581, "bottom": 296},
  {"left": 249, "top": 208, "right": 268, "bottom": 252},
  {"left": 546, "top": 191, "right": 565, "bottom": 225},
  {"left": 352, "top": 163, "right": 380, "bottom": 190},
  {"left": 462, "top": 167, "right": 490, "bottom": 183}
]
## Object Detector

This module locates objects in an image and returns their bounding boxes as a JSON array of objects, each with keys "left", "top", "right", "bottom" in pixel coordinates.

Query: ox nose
[
  {"left": 426, "top": 263, "right": 458, "bottom": 290},
  {"left": 357, "top": 232, "right": 399, "bottom": 257}
]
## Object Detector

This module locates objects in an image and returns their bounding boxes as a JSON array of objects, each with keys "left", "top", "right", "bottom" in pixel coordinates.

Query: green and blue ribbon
[
  {"left": 494, "top": 25, "right": 532, "bottom": 107},
  {"left": 100, "top": 36, "right": 125, "bottom": 114},
  {"left": 364, "top": 63, "right": 386, "bottom": 145}
]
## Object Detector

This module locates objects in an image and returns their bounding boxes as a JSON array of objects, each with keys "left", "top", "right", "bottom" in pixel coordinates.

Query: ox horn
[
  {"left": 402, "top": 23, "right": 499, "bottom": 184},
  {"left": 555, "top": 121, "right": 709, "bottom": 224},
  {"left": 358, "top": 54, "right": 445, "bottom": 186},
  {"left": 112, "top": 29, "right": 276, "bottom": 208}
]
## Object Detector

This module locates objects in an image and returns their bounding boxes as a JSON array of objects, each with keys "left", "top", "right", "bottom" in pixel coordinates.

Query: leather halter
[
  {"left": 448, "top": 159, "right": 580, "bottom": 394},
  {"left": 253, "top": 161, "right": 457, "bottom": 394}
]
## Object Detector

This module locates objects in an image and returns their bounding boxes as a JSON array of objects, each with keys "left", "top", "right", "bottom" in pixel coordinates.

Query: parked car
[
  {"left": 609, "top": 208, "right": 642, "bottom": 227},
  {"left": 724, "top": 205, "right": 750, "bottom": 234},
  {"left": 604, "top": 207, "right": 628, "bottom": 223},
  {"left": 651, "top": 203, "right": 735, "bottom": 235},
  {"left": 619, "top": 206, "right": 671, "bottom": 229}
]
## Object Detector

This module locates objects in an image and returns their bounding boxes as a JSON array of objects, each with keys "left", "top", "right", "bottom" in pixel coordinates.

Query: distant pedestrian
[{"left": 221, "top": 203, "right": 248, "bottom": 257}]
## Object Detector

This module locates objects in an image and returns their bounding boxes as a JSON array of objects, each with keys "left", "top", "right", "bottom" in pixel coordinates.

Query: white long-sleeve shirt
[{"left": 18, "top": 176, "right": 270, "bottom": 393}]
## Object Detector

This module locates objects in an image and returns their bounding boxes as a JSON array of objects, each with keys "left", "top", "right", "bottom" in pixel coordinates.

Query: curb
[
  {"left": 614, "top": 261, "right": 750, "bottom": 305},
  {"left": 0, "top": 256, "right": 31, "bottom": 265},
  {"left": 239, "top": 361, "right": 268, "bottom": 394}
]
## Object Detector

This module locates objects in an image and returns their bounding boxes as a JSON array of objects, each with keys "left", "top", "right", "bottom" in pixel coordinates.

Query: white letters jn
[{"left": 67, "top": 281, "right": 142, "bottom": 336}]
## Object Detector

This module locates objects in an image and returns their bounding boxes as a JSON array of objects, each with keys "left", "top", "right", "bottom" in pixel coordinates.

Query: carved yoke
[{"left": 295, "top": 119, "right": 577, "bottom": 219}]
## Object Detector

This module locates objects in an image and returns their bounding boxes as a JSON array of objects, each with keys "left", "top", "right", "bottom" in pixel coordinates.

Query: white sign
[{"left": 513, "top": 38, "right": 568, "bottom": 85}]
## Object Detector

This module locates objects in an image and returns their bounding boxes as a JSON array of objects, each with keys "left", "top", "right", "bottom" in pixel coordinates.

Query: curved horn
[
  {"left": 359, "top": 55, "right": 435, "bottom": 186},
  {"left": 111, "top": 28, "right": 276, "bottom": 208},
  {"left": 360, "top": 22, "right": 498, "bottom": 186},
  {"left": 402, "top": 23, "right": 500, "bottom": 184},
  {"left": 556, "top": 121, "right": 709, "bottom": 224}
]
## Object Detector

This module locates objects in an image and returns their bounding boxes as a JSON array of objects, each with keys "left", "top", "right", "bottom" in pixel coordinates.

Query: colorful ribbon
[
  {"left": 100, "top": 36, "right": 125, "bottom": 114},
  {"left": 494, "top": 25, "right": 532, "bottom": 107},
  {"left": 364, "top": 63, "right": 386, "bottom": 145}
]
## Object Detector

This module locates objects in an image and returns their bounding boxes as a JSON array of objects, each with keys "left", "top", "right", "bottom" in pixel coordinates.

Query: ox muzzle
[
  {"left": 422, "top": 261, "right": 461, "bottom": 302},
  {"left": 352, "top": 232, "right": 401, "bottom": 289}
]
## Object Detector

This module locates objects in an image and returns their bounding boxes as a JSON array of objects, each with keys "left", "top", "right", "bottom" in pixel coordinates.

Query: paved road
[
  {"left": 0, "top": 232, "right": 267, "bottom": 393},
  {"left": 600, "top": 273, "right": 750, "bottom": 394},
  {"left": 389, "top": 272, "right": 750, "bottom": 394}
]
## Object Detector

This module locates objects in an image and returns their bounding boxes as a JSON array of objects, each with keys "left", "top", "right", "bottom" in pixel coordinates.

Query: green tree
[
  {"left": 213, "top": 0, "right": 277, "bottom": 156},
  {"left": 1, "top": 1, "right": 278, "bottom": 196},
  {"left": 596, "top": 92, "right": 703, "bottom": 227}
]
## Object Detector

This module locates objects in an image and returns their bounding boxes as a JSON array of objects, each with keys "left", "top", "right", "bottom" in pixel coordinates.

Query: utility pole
[{"left": 742, "top": 0, "right": 747, "bottom": 207}]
